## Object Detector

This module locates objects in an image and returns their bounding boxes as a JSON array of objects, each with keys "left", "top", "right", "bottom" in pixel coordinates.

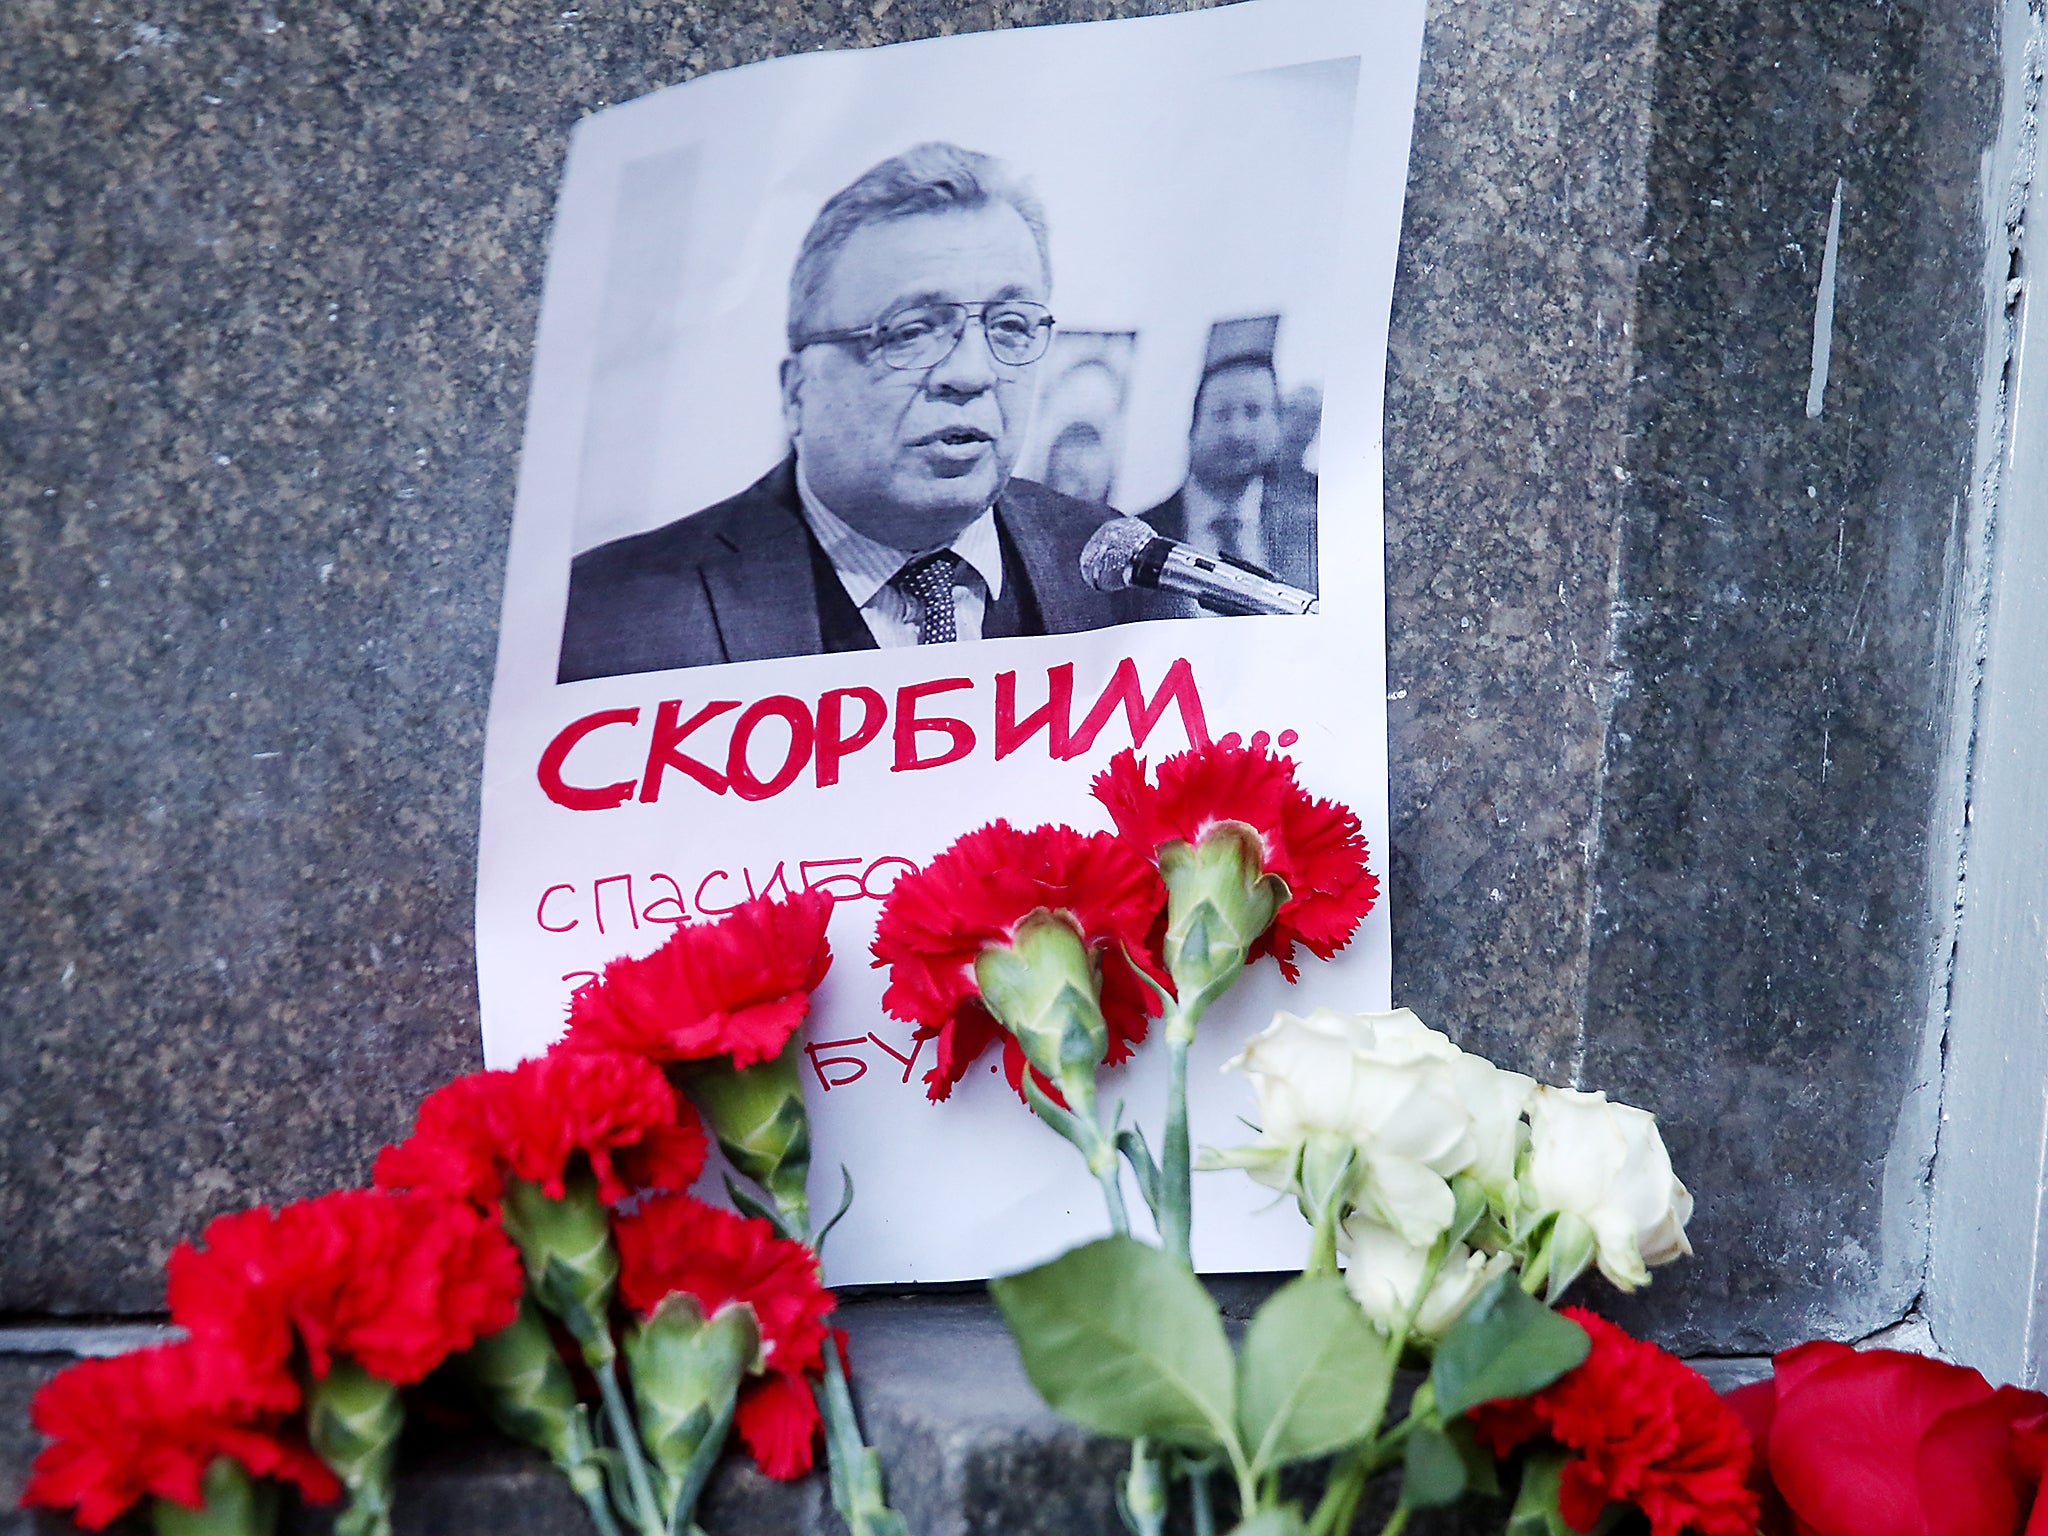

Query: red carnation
[
  {"left": 22, "top": 1341, "right": 340, "bottom": 1529},
  {"left": 733, "top": 1367, "right": 827, "bottom": 1481},
  {"left": 165, "top": 1189, "right": 522, "bottom": 1411},
  {"left": 1469, "top": 1307, "right": 1758, "bottom": 1536},
  {"left": 564, "top": 890, "right": 834, "bottom": 1069},
  {"left": 1727, "top": 1340, "right": 2048, "bottom": 1536},
  {"left": 615, "top": 1193, "right": 835, "bottom": 1479},
  {"left": 373, "top": 1048, "right": 707, "bottom": 1209},
  {"left": 1091, "top": 744, "right": 1378, "bottom": 980},
  {"left": 870, "top": 820, "right": 1169, "bottom": 1102}
]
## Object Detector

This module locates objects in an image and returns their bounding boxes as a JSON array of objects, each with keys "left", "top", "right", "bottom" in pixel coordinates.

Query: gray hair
[{"left": 787, "top": 143, "right": 1052, "bottom": 348}]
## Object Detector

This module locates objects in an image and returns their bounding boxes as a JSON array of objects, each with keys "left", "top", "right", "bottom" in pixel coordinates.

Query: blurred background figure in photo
[
  {"left": 1279, "top": 382, "right": 1322, "bottom": 479},
  {"left": 1044, "top": 420, "right": 1115, "bottom": 505},
  {"left": 1141, "top": 315, "right": 1319, "bottom": 606},
  {"left": 1019, "top": 334, "right": 1136, "bottom": 509}
]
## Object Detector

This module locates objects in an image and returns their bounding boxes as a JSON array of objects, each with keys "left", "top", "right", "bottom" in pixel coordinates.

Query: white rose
[
  {"left": 1448, "top": 1051, "right": 1535, "bottom": 1206},
  {"left": 1215, "top": 1009, "right": 1532, "bottom": 1248},
  {"left": 1523, "top": 1085, "right": 1694, "bottom": 1291},
  {"left": 1341, "top": 1218, "right": 1510, "bottom": 1339}
]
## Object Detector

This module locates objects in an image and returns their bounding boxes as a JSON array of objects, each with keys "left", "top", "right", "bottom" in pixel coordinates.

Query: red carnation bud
[
  {"left": 614, "top": 1194, "right": 836, "bottom": 1481},
  {"left": 869, "top": 819, "right": 1168, "bottom": 1104},
  {"left": 22, "top": 1341, "right": 340, "bottom": 1531},
  {"left": 1091, "top": 743, "right": 1378, "bottom": 984},
  {"left": 563, "top": 890, "right": 834, "bottom": 1070}
]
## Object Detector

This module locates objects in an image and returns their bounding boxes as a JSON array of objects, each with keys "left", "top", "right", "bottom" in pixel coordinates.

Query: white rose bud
[
  {"left": 1341, "top": 1218, "right": 1510, "bottom": 1339},
  {"left": 1523, "top": 1085, "right": 1693, "bottom": 1292},
  {"left": 1212, "top": 1009, "right": 1531, "bottom": 1249}
]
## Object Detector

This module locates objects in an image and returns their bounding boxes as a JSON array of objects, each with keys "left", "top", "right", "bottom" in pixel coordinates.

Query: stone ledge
[
  {"left": 2, "top": 1297, "right": 1759, "bottom": 1535},
  {"left": 0, "top": 1298, "right": 1120, "bottom": 1536}
]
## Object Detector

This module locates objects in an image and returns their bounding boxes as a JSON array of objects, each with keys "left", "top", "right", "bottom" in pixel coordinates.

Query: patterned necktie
[
  {"left": 893, "top": 550, "right": 961, "bottom": 645},
  {"left": 1209, "top": 511, "right": 1246, "bottom": 563}
]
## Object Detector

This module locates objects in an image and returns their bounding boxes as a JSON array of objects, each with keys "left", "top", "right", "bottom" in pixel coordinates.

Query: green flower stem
[
  {"left": 1385, "top": 1241, "right": 1450, "bottom": 1368},
  {"left": 1187, "top": 1459, "right": 1217, "bottom": 1536},
  {"left": 1159, "top": 1004, "right": 1197, "bottom": 1269},
  {"left": 816, "top": 1337, "right": 910, "bottom": 1536},
  {"left": 1304, "top": 1242, "right": 1446, "bottom": 1536},
  {"left": 1233, "top": 1460, "right": 1260, "bottom": 1521},
  {"left": 1521, "top": 1243, "right": 1552, "bottom": 1296},
  {"left": 461, "top": 1301, "right": 621, "bottom": 1536},
  {"left": 664, "top": 1393, "right": 736, "bottom": 1536},
  {"left": 306, "top": 1362, "right": 403, "bottom": 1536},
  {"left": 1375, "top": 1504, "right": 1411, "bottom": 1536},
  {"left": 1369, "top": 1401, "right": 1427, "bottom": 1467},
  {"left": 1123, "top": 1439, "right": 1167, "bottom": 1536},
  {"left": 1020, "top": 1071, "right": 1130, "bottom": 1237},
  {"left": 581, "top": 1485, "right": 629, "bottom": 1536},
  {"left": 1095, "top": 1159, "right": 1132, "bottom": 1237},
  {"left": 1304, "top": 1453, "right": 1366, "bottom": 1536},
  {"left": 1305, "top": 1200, "right": 1343, "bottom": 1279},
  {"left": 595, "top": 1354, "right": 666, "bottom": 1536}
]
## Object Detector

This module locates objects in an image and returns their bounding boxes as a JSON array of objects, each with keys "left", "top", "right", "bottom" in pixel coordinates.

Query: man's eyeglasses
[{"left": 793, "top": 300, "right": 1056, "bottom": 371}]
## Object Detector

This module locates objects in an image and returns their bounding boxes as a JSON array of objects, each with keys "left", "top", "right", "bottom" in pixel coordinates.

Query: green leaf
[
  {"left": 991, "top": 1235, "right": 1236, "bottom": 1451},
  {"left": 1430, "top": 1274, "right": 1590, "bottom": 1419},
  {"left": 1116, "top": 1124, "right": 1163, "bottom": 1218},
  {"left": 1235, "top": 1274, "right": 1392, "bottom": 1473},
  {"left": 1400, "top": 1422, "right": 1467, "bottom": 1509}
]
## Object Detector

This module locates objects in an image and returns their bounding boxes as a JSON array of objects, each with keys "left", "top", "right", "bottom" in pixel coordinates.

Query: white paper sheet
[{"left": 477, "top": 0, "right": 1425, "bottom": 1284}]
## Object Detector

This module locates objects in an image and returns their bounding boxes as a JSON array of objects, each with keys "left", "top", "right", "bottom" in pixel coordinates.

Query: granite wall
[{"left": 0, "top": 0, "right": 2008, "bottom": 1361}]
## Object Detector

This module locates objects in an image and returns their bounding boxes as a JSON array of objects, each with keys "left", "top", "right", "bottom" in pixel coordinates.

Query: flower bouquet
[{"left": 28, "top": 738, "right": 1958, "bottom": 1536}]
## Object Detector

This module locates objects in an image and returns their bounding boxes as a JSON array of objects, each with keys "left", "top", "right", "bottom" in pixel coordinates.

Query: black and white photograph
[{"left": 550, "top": 56, "right": 1358, "bottom": 681}]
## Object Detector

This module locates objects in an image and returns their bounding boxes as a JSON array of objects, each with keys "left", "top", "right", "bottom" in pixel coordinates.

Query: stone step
[{"left": 0, "top": 1295, "right": 1576, "bottom": 1536}]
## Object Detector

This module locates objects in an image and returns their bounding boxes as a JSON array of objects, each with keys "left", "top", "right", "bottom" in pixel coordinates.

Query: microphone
[{"left": 1081, "top": 516, "right": 1318, "bottom": 616}]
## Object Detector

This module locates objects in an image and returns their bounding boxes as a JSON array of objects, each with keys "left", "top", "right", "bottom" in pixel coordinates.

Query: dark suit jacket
[
  {"left": 1139, "top": 466, "right": 1319, "bottom": 599},
  {"left": 559, "top": 459, "right": 1140, "bottom": 682}
]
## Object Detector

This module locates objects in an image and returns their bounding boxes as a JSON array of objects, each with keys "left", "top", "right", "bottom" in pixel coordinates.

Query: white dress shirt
[{"left": 795, "top": 463, "right": 1007, "bottom": 647}]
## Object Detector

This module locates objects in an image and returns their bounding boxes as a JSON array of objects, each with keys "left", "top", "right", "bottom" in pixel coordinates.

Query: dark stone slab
[
  {"left": 1577, "top": 0, "right": 1997, "bottom": 1353},
  {"left": 1381, "top": 0, "right": 1659, "bottom": 1083}
]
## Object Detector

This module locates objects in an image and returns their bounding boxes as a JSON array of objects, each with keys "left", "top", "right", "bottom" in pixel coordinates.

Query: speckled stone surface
[
  {"left": 0, "top": 0, "right": 2005, "bottom": 1357},
  {"left": 0, "top": 0, "right": 1214, "bottom": 1314},
  {"left": 1380, "top": 0, "right": 1658, "bottom": 1077},
  {"left": 1579, "top": 0, "right": 1998, "bottom": 1353}
]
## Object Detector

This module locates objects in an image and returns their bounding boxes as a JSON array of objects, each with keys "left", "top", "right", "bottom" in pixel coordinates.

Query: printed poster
[{"left": 478, "top": 0, "right": 1425, "bottom": 1284}]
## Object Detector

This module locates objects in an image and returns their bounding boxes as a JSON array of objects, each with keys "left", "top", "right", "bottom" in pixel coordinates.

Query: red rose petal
[
  {"left": 1916, "top": 1387, "right": 2041, "bottom": 1536},
  {"left": 1769, "top": 1349, "right": 1994, "bottom": 1536}
]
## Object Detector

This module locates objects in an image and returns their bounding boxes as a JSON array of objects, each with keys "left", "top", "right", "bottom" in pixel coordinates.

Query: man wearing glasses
[{"left": 557, "top": 142, "right": 1141, "bottom": 682}]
